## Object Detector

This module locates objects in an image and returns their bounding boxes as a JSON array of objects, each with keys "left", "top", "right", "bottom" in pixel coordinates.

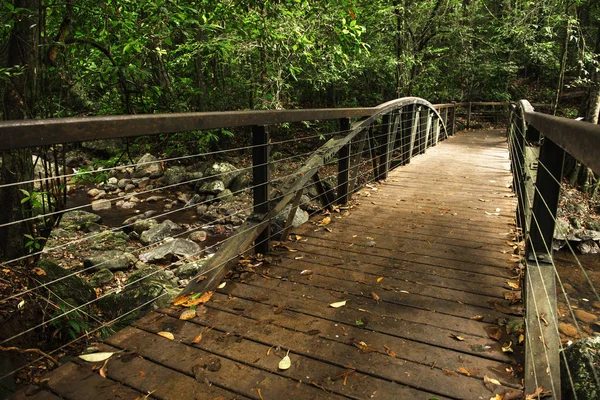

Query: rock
[
  {"left": 554, "top": 218, "right": 571, "bottom": 240},
  {"left": 97, "top": 266, "right": 179, "bottom": 323},
  {"left": 132, "top": 177, "right": 150, "bottom": 188},
  {"left": 139, "top": 220, "right": 181, "bottom": 245},
  {"left": 578, "top": 240, "right": 600, "bottom": 255},
  {"left": 118, "top": 178, "right": 132, "bottom": 189},
  {"left": 120, "top": 201, "right": 136, "bottom": 209},
  {"left": 87, "top": 188, "right": 103, "bottom": 197},
  {"left": 575, "top": 309, "right": 598, "bottom": 324},
  {"left": 205, "top": 162, "right": 240, "bottom": 188},
  {"left": 229, "top": 174, "right": 249, "bottom": 193},
  {"left": 185, "top": 194, "right": 204, "bottom": 208},
  {"left": 139, "top": 239, "right": 201, "bottom": 263},
  {"left": 175, "top": 258, "right": 210, "bottom": 279},
  {"left": 37, "top": 259, "right": 95, "bottom": 306},
  {"left": 273, "top": 205, "right": 309, "bottom": 233},
  {"left": 196, "top": 204, "right": 208, "bottom": 215},
  {"left": 89, "top": 231, "right": 130, "bottom": 251},
  {"left": 124, "top": 183, "right": 136, "bottom": 192},
  {"left": 189, "top": 231, "right": 207, "bottom": 242},
  {"left": 563, "top": 283, "right": 575, "bottom": 294},
  {"left": 83, "top": 222, "right": 102, "bottom": 233},
  {"left": 91, "top": 199, "right": 111, "bottom": 211},
  {"left": 559, "top": 322, "right": 579, "bottom": 338},
  {"left": 88, "top": 268, "right": 114, "bottom": 287},
  {"left": 83, "top": 250, "right": 133, "bottom": 271},
  {"left": 216, "top": 189, "right": 234, "bottom": 202},
  {"left": 197, "top": 180, "right": 225, "bottom": 195},
  {"left": 560, "top": 337, "right": 600, "bottom": 399},
  {"left": 61, "top": 210, "right": 102, "bottom": 230},
  {"left": 132, "top": 153, "right": 163, "bottom": 179},
  {"left": 134, "top": 218, "right": 158, "bottom": 234},
  {"left": 162, "top": 166, "right": 187, "bottom": 186},
  {"left": 145, "top": 195, "right": 165, "bottom": 202}
]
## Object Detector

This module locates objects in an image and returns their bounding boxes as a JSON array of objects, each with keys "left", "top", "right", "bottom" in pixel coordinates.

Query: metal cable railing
[{"left": 509, "top": 100, "right": 600, "bottom": 399}]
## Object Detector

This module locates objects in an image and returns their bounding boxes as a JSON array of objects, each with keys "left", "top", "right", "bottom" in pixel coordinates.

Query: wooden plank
[
  {"left": 133, "top": 312, "right": 447, "bottom": 400},
  {"left": 42, "top": 362, "right": 144, "bottom": 400},
  {"left": 154, "top": 307, "right": 518, "bottom": 400},
  {"left": 11, "top": 387, "right": 62, "bottom": 400},
  {"left": 106, "top": 326, "right": 348, "bottom": 400},
  {"left": 270, "top": 255, "right": 504, "bottom": 305},
  {"left": 74, "top": 343, "right": 246, "bottom": 400}
]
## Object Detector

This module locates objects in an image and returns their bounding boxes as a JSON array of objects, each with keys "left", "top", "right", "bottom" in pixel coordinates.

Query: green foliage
[{"left": 50, "top": 302, "right": 90, "bottom": 341}]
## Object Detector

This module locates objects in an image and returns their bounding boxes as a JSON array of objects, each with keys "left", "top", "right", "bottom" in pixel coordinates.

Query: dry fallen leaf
[
  {"left": 278, "top": 350, "right": 291, "bottom": 370},
  {"left": 79, "top": 352, "right": 114, "bottom": 363},
  {"left": 217, "top": 282, "right": 227, "bottom": 289},
  {"left": 470, "top": 315, "right": 484, "bottom": 321},
  {"left": 139, "top": 370, "right": 146, "bottom": 377},
  {"left": 329, "top": 300, "right": 347, "bottom": 308},
  {"left": 525, "top": 386, "right": 551, "bottom": 400},
  {"left": 458, "top": 367, "right": 471, "bottom": 376},
  {"left": 371, "top": 292, "right": 380, "bottom": 302},
  {"left": 484, "top": 375, "right": 501, "bottom": 386},
  {"left": 383, "top": 345, "right": 396, "bottom": 358},
  {"left": 32, "top": 267, "right": 46, "bottom": 276},
  {"left": 99, "top": 359, "right": 109, "bottom": 378},
  {"left": 450, "top": 334, "right": 465, "bottom": 341},
  {"left": 376, "top": 277, "right": 384, "bottom": 283},
  {"left": 502, "top": 341, "right": 514, "bottom": 353},
  {"left": 182, "top": 291, "right": 213, "bottom": 307},
  {"left": 300, "top": 270, "right": 313, "bottom": 275},
  {"left": 353, "top": 341, "right": 377, "bottom": 352},
  {"left": 192, "top": 333, "right": 203, "bottom": 344},
  {"left": 157, "top": 331, "right": 175, "bottom": 340},
  {"left": 179, "top": 309, "right": 196, "bottom": 321},
  {"left": 506, "top": 281, "right": 520, "bottom": 289},
  {"left": 317, "top": 216, "right": 331, "bottom": 226}
]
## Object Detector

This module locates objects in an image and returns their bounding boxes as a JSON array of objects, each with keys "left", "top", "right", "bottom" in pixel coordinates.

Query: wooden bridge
[{"left": 3, "top": 99, "right": 600, "bottom": 399}]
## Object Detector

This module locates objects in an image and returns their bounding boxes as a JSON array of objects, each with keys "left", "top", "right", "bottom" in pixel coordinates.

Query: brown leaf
[
  {"left": 489, "top": 328, "right": 504, "bottom": 342},
  {"left": 383, "top": 345, "right": 396, "bottom": 358},
  {"left": 138, "top": 370, "right": 146, "bottom": 377},
  {"left": 525, "top": 386, "right": 552, "bottom": 399},
  {"left": 99, "top": 359, "right": 109, "bottom": 378},
  {"left": 182, "top": 291, "right": 213, "bottom": 307},
  {"left": 450, "top": 334, "right": 465, "bottom": 341},
  {"left": 32, "top": 267, "right": 46, "bottom": 276},
  {"left": 196, "top": 275, "right": 208, "bottom": 281},
  {"left": 179, "top": 309, "right": 196, "bottom": 321},
  {"left": 317, "top": 216, "right": 331, "bottom": 226},
  {"left": 352, "top": 341, "right": 377, "bottom": 353},
  {"left": 470, "top": 315, "right": 484, "bottom": 321},
  {"left": 376, "top": 277, "right": 384, "bottom": 283},
  {"left": 257, "top": 388, "right": 264, "bottom": 400},
  {"left": 191, "top": 333, "right": 203, "bottom": 344},
  {"left": 370, "top": 292, "right": 380, "bottom": 302},
  {"left": 458, "top": 367, "right": 471, "bottom": 377},
  {"left": 273, "top": 305, "right": 285, "bottom": 314},
  {"left": 483, "top": 375, "right": 501, "bottom": 392},
  {"left": 307, "top": 329, "right": 321, "bottom": 336},
  {"left": 172, "top": 293, "right": 193, "bottom": 306}
]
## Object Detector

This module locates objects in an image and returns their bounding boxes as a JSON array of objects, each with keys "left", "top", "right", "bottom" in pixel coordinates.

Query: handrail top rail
[
  {"left": 515, "top": 99, "right": 600, "bottom": 175},
  {"left": 0, "top": 99, "right": 506, "bottom": 150}
]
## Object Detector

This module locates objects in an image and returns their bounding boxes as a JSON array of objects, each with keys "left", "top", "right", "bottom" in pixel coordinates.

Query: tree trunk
[{"left": 0, "top": 0, "right": 40, "bottom": 262}]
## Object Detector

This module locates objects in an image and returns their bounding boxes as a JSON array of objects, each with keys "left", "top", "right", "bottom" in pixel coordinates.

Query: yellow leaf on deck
[
  {"left": 157, "top": 332, "right": 175, "bottom": 340},
  {"left": 329, "top": 300, "right": 347, "bottom": 308},
  {"left": 458, "top": 367, "right": 471, "bottom": 376},
  {"left": 179, "top": 309, "right": 196, "bottom": 321}
]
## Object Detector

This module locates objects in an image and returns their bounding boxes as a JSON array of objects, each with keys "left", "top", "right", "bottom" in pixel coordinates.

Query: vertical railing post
[
  {"left": 252, "top": 125, "right": 270, "bottom": 255},
  {"left": 337, "top": 118, "right": 351, "bottom": 205},
  {"left": 377, "top": 114, "right": 391, "bottom": 180},
  {"left": 450, "top": 102, "right": 457, "bottom": 135},
  {"left": 467, "top": 102, "right": 472, "bottom": 129},
  {"left": 523, "top": 135, "right": 564, "bottom": 398}
]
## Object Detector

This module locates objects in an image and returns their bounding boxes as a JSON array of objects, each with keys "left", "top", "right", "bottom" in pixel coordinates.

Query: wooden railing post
[
  {"left": 252, "top": 125, "right": 270, "bottom": 255},
  {"left": 337, "top": 118, "right": 351, "bottom": 205},
  {"left": 433, "top": 116, "right": 440, "bottom": 146},
  {"left": 450, "top": 102, "right": 457, "bottom": 135},
  {"left": 467, "top": 102, "right": 472, "bottom": 129}
]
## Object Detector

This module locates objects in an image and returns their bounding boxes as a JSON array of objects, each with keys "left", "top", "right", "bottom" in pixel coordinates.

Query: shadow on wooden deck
[{"left": 16, "top": 130, "right": 524, "bottom": 400}]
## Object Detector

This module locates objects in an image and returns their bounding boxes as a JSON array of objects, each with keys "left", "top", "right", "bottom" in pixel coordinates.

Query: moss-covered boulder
[
  {"left": 37, "top": 260, "right": 95, "bottom": 306},
  {"left": 97, "top": 266, "right": 179, "bottom": 323},
  {"left": 561, "top": 337, "right": 600, "bottom": 399}
]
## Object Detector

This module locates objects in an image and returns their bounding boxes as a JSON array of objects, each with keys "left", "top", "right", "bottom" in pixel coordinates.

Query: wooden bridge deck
[{"left": 18, "top": 129, "right": 523, "bottom": 400}]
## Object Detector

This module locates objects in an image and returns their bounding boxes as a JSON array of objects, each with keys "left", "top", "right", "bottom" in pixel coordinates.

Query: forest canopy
[{"left": 1, "top": 0, "right": 599, "bottom": 118}]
